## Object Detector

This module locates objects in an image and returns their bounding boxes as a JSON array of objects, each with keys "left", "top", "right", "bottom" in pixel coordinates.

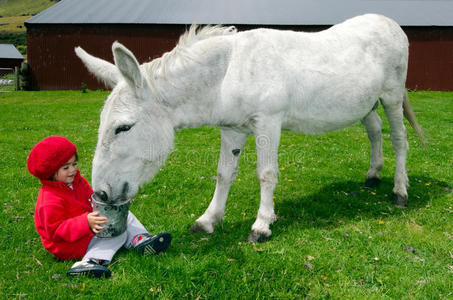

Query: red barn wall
[
  {"left": 26, "top": 24, "right": 187, "bottom": 90},
  {"left": 404, "top": 27, "right": 453, "bottom": 91},
  {"left": 26, "top": 24, "right": 453, "bottom": 91}
]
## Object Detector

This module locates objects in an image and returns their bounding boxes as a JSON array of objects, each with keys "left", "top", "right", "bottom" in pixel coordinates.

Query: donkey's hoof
[
  {"left": 247, "top": 231, "right": 271, "bottom": 243},
  {"left": 364, "top": 177, "right": 381, "bottom": 188},
  {"left": 392, "top": 193, "right": 408, "bottom": 208},
  {"left": 189, "top": 221, "right": 213, "bottom": 234}
]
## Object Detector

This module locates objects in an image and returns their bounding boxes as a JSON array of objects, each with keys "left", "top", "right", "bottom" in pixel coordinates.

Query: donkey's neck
[
  {"left": 159, "top": 73, "right": 224, "bottom": 129},
  {"left": 145, "top": 38, "right": 232, "bottom": 130}
]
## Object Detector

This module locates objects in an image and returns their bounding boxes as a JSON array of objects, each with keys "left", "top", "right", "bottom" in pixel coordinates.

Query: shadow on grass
[
  {"left": 274, "top": 175, "right": 450, "bottom": 230},
  {"left": 178, "top": 175, "right": 450, "bottom": 253}
]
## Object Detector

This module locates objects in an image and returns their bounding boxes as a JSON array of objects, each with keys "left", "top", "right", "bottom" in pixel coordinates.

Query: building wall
[
  {"left": 27, "top": 24, "right": 187, "bottom": 90},
  {"left": 404, "top": 27, "right": 453, "bottom": 91},
  {"left": 0, "top": 58, "right": 23, "bottom": 70},
  {"left": 27, "top": 24, "right": 453, "bottom": 91}
]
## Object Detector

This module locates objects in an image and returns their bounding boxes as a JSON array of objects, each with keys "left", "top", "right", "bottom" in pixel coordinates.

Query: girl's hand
[{"left": 87, "top": 211, "right": 108, "bottom": 234}]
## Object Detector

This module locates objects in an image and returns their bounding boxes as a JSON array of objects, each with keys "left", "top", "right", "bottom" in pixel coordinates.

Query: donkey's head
[{"left": 76, "top": 42, "right": 174, "bottom": 203}]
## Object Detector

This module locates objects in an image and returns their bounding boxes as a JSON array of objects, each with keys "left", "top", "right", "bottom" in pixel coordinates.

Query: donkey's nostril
[
  {"left": 121, "top": 182, "right": 129, "bottom": 195},
  {"left": 95, "top": 190, "right": 108, "bottom": 202}
]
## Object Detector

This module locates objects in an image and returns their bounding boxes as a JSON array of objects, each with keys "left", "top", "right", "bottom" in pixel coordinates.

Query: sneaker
[
  {"left": 66, "top": 259, "right": 111, "bottom": 278},
  {"left": 133, "top": 232, "right": 172, "bottom": 255}
]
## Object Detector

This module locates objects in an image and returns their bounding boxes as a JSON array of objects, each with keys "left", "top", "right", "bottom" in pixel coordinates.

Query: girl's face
[{"left": 54, "top": 155, "right": 78, "bottom": 184}]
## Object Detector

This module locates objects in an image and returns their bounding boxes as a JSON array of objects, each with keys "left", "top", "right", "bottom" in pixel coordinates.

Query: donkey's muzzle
[{"left": 94, "top": 182, "right": 129, "bottom": 203}]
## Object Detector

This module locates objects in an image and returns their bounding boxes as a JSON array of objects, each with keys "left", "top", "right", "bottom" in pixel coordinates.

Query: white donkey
[{"left": 76, "top": 14, "right": 423, "bottom": 242}]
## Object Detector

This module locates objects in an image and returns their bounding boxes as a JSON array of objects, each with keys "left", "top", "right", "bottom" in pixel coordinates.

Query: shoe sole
[
  {"left": 140, "top": 232, "right": 172, "bottom": 256},
  {"left": 67, "top": 267, "right": 111, "bottom": 278}
]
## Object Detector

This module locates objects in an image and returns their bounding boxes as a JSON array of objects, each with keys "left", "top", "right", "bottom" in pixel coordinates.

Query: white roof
[
  {"left": 26, "top": 0, "right": 453, "bottom": 26},
  {"left": 0, "top": 44, "right": 24, "bottom": 60}
]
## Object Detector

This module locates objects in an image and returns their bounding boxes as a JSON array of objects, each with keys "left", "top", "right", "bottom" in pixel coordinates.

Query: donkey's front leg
[
  {"left": 247, "top": 119, "right": 281, "bottom": 243},
  {"left": 190, "top": 128, "right": 248, "bottom": 234}
]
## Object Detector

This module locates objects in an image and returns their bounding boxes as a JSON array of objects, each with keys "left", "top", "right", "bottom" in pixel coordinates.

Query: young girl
[{"left": 27, "top": 136, "right": 171, "bottom": 278}]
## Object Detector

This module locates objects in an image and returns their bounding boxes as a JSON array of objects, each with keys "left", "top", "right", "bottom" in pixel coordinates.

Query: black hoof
[
  {"left": 364, "top": 177, "right": 381, "bottom": 188},
  {"left": 189, "top": 223, "right": 209, "bottom": 233},
  {"left": 392, "top": 193, "right": 408, "bottom": 208},
  {"left": 247, "top": 231, "right": 270, "bottom": 243}
]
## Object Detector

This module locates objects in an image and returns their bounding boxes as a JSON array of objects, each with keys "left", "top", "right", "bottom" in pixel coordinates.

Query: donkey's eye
[{"left": 115, "top": 124, "right": 133, "bottom": 135}]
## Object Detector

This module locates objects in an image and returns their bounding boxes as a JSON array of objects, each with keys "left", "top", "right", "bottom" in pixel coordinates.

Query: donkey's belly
[
  {"left": 282, "top": 117, "right": 360, "bottom": 135},
  {"left": 281, "top": 98, "right": 376, "bottom": 135}
]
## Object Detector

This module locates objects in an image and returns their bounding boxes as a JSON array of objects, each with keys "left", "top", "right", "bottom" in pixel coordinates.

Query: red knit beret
[{"left": 27, "top": 136, "right": 77, "bottom": 180}]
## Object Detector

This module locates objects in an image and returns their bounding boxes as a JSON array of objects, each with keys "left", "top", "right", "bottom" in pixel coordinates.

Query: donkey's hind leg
[
  {"left": 362, "top": 110, "right": 384, "bottom": 188},
  {"left": 190, "top": 128, "right": 248, "bottom": 234},
  {"left": 382, "top": 98, "right": 409, "bottom": 207}
]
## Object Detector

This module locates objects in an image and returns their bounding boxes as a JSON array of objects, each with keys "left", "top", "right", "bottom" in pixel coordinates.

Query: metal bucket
[{"left": 91, "top": 195, "right": 130, "bottom": 238}]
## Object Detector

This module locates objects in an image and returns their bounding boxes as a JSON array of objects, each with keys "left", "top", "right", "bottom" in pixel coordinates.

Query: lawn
[{"left": 0, "top": 90, "right": 451, "bottom": 299}]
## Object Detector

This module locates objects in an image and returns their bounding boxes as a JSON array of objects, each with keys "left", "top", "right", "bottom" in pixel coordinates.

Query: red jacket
[{"left": 34, "top": 171, "right": 94, "bottom": 260}]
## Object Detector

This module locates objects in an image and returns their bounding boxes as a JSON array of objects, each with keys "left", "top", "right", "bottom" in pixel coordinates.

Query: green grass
[
  {"left": 0, "top": 0, "right": 54, "bottom": 18},
  {"left": 0, "top": 16, "right": 28, "bottom": 33},
  {"left": 0, "top": 90, "right": 451, "bottom": 299}
]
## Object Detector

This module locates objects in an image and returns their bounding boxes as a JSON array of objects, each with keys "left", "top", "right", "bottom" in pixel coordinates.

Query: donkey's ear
[
  {"left": 112, "top": 42, "right": 146, "bottom": 93},
  {"left": 75, "top": 47, "right": 121, "bottom": 89}
]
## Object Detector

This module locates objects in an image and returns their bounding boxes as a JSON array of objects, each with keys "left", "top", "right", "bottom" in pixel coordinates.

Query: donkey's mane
[
  {"left": 143, "top": 25, "right": 237, "bottom": 102},
  {"left": 178, "top": 24, "right": 237, "bottom": 49}
]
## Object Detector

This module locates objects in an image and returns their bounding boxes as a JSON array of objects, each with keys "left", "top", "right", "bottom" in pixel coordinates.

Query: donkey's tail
[{"left": 403, "top": 91, "right": 426, "bottom": 147}]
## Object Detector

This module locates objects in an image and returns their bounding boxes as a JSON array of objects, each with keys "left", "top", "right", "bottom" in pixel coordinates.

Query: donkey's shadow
[
  {"left": 184, "top": 174, "right": 450, "bottom": 250},
  {"left": 275, "top": 175, "right": 448, "bottom": 231}
]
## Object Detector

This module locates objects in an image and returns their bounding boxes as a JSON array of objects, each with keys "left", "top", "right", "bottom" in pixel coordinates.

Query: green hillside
[
  {"left": 0, "top": 0, "right": 56, "bottom": 54},
  {"left": 0, "top": 0, "right": 54, "bottom": 17}
]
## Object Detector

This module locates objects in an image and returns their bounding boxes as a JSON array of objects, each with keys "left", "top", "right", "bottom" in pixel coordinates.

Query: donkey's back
[{"left": 221, "top": 14, "right": 408, "bottom": 135}]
